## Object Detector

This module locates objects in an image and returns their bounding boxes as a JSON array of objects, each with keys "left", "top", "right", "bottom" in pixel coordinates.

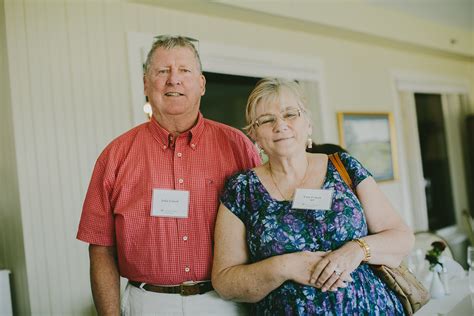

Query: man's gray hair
[{"left": 143, "top": 35, "right": 202, "bottom": 74}]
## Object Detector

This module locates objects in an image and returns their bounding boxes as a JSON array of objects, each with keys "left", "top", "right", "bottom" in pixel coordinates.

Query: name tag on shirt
[
  {"left": 151, "top": 189, "right": 189, "bottom": 218},
  {"left": 292, "top": 188, "right": 333, "bottom": 210}
]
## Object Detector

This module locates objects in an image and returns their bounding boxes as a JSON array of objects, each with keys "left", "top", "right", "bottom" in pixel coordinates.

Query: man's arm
[{"left": 89, "top": 244, "right": 120, "bottom": 316}]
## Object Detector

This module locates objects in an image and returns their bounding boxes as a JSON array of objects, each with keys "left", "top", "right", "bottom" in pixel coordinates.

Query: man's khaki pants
[{"left": 121, "top": 283, "right": 248, "bottom": 316}]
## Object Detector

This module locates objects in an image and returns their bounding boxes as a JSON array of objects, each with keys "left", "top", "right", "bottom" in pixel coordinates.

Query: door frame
[
  {"left": 391, "top": 70, "right": 470, "bottom": 235},
  {"left": 125, "top": 32, "right": 327, "bottom": 140}
]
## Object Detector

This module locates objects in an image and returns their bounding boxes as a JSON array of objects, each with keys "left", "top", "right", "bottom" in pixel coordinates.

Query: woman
[{"left": 211, "top": 78, "right": 414, "bottom": 315}]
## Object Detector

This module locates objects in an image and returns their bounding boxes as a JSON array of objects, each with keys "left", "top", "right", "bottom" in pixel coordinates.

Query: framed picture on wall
[{"left": 337, "top": 112, "right": 398, "bottom": 182}]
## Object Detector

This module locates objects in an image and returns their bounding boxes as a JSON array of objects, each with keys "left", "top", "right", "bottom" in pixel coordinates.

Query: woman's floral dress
[{"left": 220, "top": 153, "right": 405, "bottom": 315}]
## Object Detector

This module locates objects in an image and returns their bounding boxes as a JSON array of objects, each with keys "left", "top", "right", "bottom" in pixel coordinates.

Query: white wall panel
[
  {"left": 4, "top": 0, "right": 134, "bottom": 314},
  {"left": 64, "top": 2, "right": 100, "bottom": 314},
  {"left": 23, "top": 0, "right": 55, "bottom": 313},
  {"left": 4, "top": 0, "right": 40, "bottom": 315}
]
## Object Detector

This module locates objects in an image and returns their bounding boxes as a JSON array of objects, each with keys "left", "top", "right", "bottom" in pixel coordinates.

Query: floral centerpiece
[{"left": 425, "top": 241, "right": 446, "bottom": 272}]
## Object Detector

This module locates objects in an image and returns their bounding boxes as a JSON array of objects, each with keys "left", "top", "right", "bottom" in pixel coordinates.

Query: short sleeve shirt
[{"left": 77, "top": 113, "right": 260, "bottom": 284}]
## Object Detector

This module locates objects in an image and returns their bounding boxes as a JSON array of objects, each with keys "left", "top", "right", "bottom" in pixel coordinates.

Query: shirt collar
[{"left": 147, "top": 112, "right": 206, "bottom": 150}]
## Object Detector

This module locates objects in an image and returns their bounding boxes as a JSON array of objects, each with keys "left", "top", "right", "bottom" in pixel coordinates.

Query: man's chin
[{"left": 156, "top": 107, "right": 200, "bottom": 119}]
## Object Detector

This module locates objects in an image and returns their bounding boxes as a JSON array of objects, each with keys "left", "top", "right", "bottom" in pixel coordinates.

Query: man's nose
[{"left": 166, "top": 69, "right": 182, "bottom": 85}]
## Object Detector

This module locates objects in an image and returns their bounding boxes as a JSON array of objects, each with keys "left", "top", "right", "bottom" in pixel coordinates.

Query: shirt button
[
  {"left": 190, "top": 143, "right": 196, "bottom": 148},
  {"left": 162, "top": 145, "right": 167, "bottom": 149},
  {"left": 182, "top": 236, "right": 188, "bottom": 241},
  {"left": 184, "top": 267, "right": 190, "bottom": 272},
  {"left": 178, "top": 178, "right": 184, "bottom": 184},
  {"left": 177, "top": 152, "right": 182, "bottom": 158}
]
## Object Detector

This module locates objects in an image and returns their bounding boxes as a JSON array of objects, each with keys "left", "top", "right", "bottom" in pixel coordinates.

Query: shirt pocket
[{"left": 204, "top": 178, "right": 219, "bottom": 213}]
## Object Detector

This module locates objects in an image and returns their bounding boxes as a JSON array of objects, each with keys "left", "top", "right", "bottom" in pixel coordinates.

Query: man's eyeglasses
[
  {"left": 154, "top": 35, "right": 199, "bottom": 50},
  {"left": 254, "top": 108, "right": 302, "bottom": 128},
  {"left": 148, "top": 35, "right": 202, "bottom": 72}
]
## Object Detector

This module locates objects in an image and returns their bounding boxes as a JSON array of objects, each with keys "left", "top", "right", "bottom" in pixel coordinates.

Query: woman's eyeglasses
[{"left": 254, "top": 108, "right": 302, "bottom": 128}]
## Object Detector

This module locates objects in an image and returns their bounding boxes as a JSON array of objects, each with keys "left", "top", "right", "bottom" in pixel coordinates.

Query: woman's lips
[{"left": 274, "top": 137, "right": 293, "bottom": 142}]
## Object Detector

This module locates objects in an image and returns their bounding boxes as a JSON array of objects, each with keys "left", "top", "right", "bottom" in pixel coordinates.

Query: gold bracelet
[{"left": 353, "top": 238, "right": 371, "bottom": 263}]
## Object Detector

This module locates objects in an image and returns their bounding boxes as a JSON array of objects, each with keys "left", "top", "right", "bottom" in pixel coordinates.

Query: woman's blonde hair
[{"left": 244, "top": 78, "right": 310, "bottom": 137}]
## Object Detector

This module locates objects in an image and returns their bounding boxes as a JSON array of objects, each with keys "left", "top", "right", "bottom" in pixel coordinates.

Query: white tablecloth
[{"left": 416, "top": 274, "right": 473, "bottom": 316}]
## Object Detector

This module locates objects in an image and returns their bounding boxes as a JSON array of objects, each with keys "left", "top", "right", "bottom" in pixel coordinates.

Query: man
[{"left": 77, "top": 35, "right": 260, "bottom": 315}]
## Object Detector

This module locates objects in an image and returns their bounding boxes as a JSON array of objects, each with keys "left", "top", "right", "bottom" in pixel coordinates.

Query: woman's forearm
[
  {"left": 212, "top": 254, "right": 288, "bottom": 302},
  {"left": 212, "top": 250, "right": 326, "bottom": 302},
  {"left": 362, "top": 228, "right": 414, "bottom": 267}
]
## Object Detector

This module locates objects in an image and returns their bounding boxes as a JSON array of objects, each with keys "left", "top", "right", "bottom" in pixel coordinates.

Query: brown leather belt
[{"left": 129, "top": 280, "right": 213, "bottom": 296}]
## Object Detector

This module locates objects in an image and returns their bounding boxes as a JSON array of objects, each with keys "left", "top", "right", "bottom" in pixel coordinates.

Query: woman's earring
[{"left": 307, "top": 137, "right": 313, "bottom": 149}]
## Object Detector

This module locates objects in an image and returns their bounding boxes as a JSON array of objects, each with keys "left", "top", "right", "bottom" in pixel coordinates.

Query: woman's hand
[
  {"left": 282, "top": 251, "right": 326, "bottom": 286},
  {"left": 283, "top": 251, "right": 352, "bottom": 290},
  {"left": 309, "top": 241, "right": 363, "bottom": 292}
]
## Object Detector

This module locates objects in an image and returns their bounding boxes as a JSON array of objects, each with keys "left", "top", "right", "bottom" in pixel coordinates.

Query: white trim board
[
  {"left": 391, "top": 70, "right": 471, "bottom": 233},
  {"left": 392, "top": 71, "right": 470, "bottom": 94}
]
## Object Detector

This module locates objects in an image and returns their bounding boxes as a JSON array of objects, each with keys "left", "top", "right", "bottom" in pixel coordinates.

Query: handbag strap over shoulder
[
  {"left": 329, "top": 153, "right": 430, "bottom": 315},
  {"left": 328, "top": 153, "right": 355, "bottom": 192}
]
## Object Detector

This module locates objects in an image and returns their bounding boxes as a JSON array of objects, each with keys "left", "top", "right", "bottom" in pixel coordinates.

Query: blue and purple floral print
[{"left": 220, "top": 153, "right": 404, "bottom": 316}]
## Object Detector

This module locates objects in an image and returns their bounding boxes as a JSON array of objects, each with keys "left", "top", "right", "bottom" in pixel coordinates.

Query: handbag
[{"left": 328, "top": 153, "right": 430, "bottom": 315}]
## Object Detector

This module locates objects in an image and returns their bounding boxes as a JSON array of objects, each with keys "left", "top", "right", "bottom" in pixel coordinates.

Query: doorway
[
  {"left": 414, "top": 93, "right": 456, "bottom": 230},
  {"left": 200, "top": 72, "right": 260, "bottom": 132}
]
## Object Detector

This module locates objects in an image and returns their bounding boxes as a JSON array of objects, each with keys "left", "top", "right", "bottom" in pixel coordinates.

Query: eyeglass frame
[
  {"left": 252, "top": 107, "right": 303, "bottom": 129},
  {"left": 153, "top": 35, "right": 200, "bottom": 54},
  {"left": 154, "top": 34, "right": 199, "bottom": 43}
]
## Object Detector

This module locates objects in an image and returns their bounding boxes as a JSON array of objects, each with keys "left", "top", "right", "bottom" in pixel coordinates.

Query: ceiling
[
  {"left": 134, "top": 0, "right": 473, "bottom": 58},
  {"left": 212, "top": 0, "right": 473, "bottom": 58},
  {"left": 367, "top": 0, "right": 473, "bottom": 31}
]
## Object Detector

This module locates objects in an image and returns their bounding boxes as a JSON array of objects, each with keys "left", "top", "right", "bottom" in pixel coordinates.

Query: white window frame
[
  {"left": 391, "top": 70, "right": 470, "bottom": 240},
  {"left": 125, "top": 32, "right": 327, "bottom": 139}
]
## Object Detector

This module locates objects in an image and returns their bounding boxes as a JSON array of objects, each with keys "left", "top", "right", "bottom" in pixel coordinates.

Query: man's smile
[{"left": 165, "top": 92, "right": 184, "bottom": 97}]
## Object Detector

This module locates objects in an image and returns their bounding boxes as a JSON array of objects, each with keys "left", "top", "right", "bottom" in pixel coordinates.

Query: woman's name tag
[
  {"left": 292, "top": 188, "right": 333, "bottom": 210},
  {"left": 151, "top": 189, "right": 189, "bottom": 218}
]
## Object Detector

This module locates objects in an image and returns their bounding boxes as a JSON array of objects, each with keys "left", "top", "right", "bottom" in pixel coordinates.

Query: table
[{"left": 417, "top": 274, "right": 473, "bottom": 316}]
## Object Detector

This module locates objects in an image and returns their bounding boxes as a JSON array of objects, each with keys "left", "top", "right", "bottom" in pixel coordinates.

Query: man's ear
[
  {"left": 200, "top": 74, "right": 206, "bottom": 96},
  {"left": 143, "top": 75, "right": 148, "bottom": 95}
]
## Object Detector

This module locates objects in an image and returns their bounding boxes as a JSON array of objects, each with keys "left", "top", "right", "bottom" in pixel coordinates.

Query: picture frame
[{"left": 337, "top": 112, "right": 398, "bottom": 182}]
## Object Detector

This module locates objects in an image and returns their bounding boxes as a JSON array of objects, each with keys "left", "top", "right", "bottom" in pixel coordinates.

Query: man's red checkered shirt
[{"left": 77, "top": 113, "right": 260, "bottom": 284}]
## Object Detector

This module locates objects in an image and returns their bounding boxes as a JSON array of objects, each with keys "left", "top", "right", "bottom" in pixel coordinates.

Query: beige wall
[{"left": 1, "top": 0, "right": 473, "bottom": 314}]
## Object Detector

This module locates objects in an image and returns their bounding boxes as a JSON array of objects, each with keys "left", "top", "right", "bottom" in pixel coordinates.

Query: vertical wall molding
[{"left": 0, "top": 0, "right": 30, "bottom": 314}]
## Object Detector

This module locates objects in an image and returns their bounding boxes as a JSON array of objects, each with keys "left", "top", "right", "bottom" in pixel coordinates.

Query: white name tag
[
  {"left": 151, "top": 189, "right": 190, "bottom": 218},
  {"left": 292, "top": 188, "right": 333, "bottom": 210}
]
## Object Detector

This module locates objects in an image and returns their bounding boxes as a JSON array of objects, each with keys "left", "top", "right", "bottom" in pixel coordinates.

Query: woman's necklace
[{"left": 268, "top": 158, "right": 310, "bottom": 200}]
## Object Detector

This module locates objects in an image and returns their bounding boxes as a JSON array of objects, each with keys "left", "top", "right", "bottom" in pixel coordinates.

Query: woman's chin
[{"left": 269, "top": 145, "right": 304, "bottom": 157}]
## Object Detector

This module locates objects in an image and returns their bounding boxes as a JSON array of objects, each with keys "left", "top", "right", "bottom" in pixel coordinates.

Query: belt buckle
[{"left": 180, "top": 281, "right": 199, "bottom": 296}]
